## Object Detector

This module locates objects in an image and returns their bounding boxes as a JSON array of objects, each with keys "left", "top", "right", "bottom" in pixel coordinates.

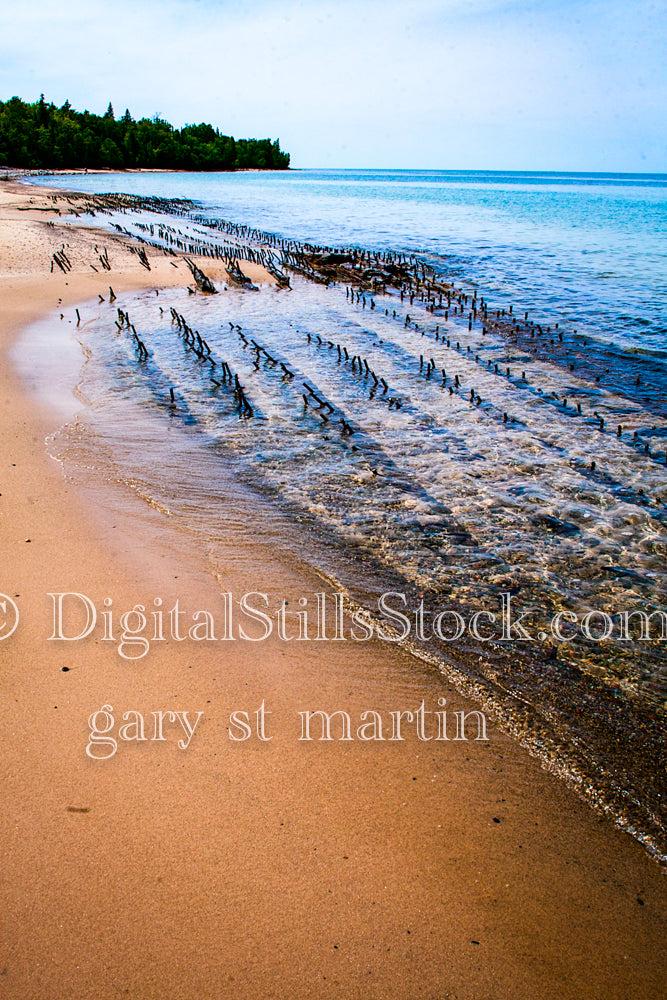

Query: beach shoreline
[{"left": 1, "top": 178, "right": 665, "bottom": 1000}]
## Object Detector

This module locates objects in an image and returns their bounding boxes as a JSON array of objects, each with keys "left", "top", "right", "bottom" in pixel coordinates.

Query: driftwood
[
  {"left": 265, "top": 257, "right": 291, "bottom": 288},
  {"left": 224, "top": 258, "right": 256, "bottom": 290},
  {"left": 185, "top": 257, "right": 216, "bottom": 293}
]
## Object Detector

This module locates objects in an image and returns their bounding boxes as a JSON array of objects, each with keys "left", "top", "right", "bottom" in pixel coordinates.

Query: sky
[{"left": 0, "top": 0, "right": 665, "bottom": 171}]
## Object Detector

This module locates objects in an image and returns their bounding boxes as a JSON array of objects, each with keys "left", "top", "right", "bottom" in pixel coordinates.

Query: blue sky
[{"left": 0, "top": 0, "right": 665, "bottom": 170}]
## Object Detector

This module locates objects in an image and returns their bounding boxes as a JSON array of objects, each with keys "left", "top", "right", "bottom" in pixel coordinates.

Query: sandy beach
[{"left": 1, "top": 179, "right": 665, "bottom": 999}]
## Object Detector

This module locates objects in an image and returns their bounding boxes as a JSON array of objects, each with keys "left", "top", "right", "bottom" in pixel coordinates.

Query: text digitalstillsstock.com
[{"left": 1, "top": 590, "right": 665, "bottom": 659}]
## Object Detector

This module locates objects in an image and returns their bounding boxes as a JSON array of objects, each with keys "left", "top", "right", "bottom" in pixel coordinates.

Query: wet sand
[{"left": 0, "top": 179, "right": 665, "bottom": 1000}]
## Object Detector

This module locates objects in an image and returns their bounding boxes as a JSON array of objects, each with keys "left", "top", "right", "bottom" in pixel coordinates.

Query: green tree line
[{"left": 0, "top": 95, "right": 290, "bottom": 170}]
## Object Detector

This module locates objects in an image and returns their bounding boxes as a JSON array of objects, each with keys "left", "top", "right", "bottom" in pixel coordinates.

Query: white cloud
[{"left": 0, "top": 0, "right": 665, "bottom": 169}]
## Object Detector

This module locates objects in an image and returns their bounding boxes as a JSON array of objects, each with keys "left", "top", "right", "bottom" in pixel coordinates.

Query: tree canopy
[{"left": 0, "top": 95, "right": 290, "bottom": 171}]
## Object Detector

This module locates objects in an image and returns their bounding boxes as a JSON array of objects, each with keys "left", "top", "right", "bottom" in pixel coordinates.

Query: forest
[{"left": 0, "top": 95, "right": 290, "bottom": 171}]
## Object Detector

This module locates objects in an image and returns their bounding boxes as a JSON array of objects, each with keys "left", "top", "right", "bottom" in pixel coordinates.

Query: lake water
[{"left": 36, "top": 168, "right": 667, "bottom": 354}]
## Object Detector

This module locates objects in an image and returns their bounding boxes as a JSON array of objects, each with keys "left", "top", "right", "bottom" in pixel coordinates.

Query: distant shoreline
[{"left": 2, "top": 165, "right": 292, "bottom": 177}]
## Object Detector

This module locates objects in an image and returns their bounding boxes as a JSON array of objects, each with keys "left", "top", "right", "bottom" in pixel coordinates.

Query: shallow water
[{"left": 33, "top": 169, "right": 667, "bottom": 356}]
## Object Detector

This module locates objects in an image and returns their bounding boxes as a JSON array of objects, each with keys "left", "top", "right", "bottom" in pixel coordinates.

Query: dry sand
[{"left": 0, "top": 179, "right": 665, "bottom": 1000}]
